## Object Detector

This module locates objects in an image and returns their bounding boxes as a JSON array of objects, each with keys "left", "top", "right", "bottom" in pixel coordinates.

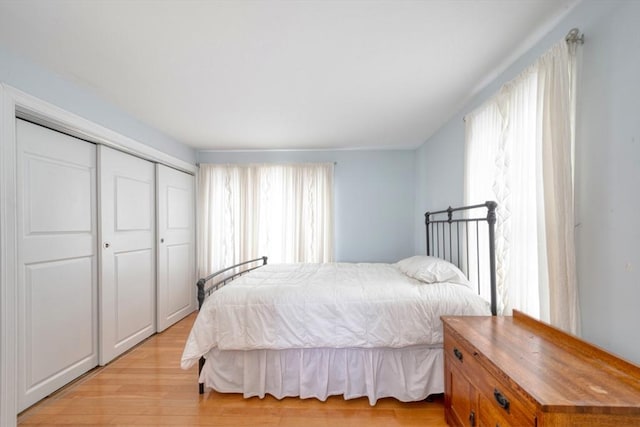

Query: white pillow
[{"left": 395, "top": 255, "right": 470, "bottom": 286}]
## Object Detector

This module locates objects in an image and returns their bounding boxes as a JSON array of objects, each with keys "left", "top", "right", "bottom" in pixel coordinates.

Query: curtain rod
[
  {"left": 565, "top": 28, "right": 584, "bottom": 44},
  {"left": 463, "top": 28, "right": 584, "bottom": 124}
]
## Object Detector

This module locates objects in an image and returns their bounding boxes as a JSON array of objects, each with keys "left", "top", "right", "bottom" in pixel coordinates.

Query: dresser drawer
[
  {"left": 477, "top": 375, "right": 536, "bottom": 427},
  {"left": 444, "top": 324, "right": 483, "bottom": 385}
]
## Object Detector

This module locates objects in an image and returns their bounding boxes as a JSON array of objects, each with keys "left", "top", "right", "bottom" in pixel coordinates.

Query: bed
[{"left": 181, "top": 202, "right": 497, "bottom": 405}]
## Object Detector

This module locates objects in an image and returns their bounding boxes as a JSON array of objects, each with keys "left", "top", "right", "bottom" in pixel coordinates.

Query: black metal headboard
[{"left": 425, "top": 201, "right": 497, "bottom": 315}]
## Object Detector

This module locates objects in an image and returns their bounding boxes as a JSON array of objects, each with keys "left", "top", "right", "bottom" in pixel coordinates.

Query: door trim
[
  {"left": 0, "top": 83, "right": 195, "bottom": 426},
  {"left": 0, "top": 83, "right": 19, "bottom": 427}
]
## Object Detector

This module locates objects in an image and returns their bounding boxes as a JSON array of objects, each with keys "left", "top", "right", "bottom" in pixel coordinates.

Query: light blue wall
[
  {"left": 573, "top": 0, "right": 640, "bottom": 365},
  {"left": 413, "top": 117, "right": 465, "bottom": 254},
  {"left": 415, "top": 0, "right": 640, "bottom": 364},
  {"left": 198, "top": 150, "right": 415, "bottom": 263},
  {"left": 0, "top": 47, "right": 196, "bottom": 164}
]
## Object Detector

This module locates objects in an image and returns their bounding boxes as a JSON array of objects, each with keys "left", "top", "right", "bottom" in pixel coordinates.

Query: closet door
[
  {"left": 156, "top": 165, "right": 196, "bottom": 332},
  {"left": 99, "top": 146, "right": 156, "bottom": 365},
  {"left": 16, "top": 119, "right": 98, "bottom": 411}
]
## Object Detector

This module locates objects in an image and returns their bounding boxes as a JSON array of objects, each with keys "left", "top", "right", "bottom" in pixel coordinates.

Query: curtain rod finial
[{"left": 565, "top": 28, "right": 584, "bottom": 44}]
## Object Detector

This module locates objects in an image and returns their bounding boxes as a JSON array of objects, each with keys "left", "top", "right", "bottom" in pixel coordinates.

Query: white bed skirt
[{"left": 199, "top": 345, "right": 444, "bottom": 406}]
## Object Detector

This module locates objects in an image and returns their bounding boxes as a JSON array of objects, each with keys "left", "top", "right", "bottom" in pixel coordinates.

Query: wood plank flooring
[{"left": 19, "top": 313, "right": 447, "bottom": 426}]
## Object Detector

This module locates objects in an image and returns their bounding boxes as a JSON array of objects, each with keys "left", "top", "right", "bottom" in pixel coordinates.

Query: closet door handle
[{"left": 103, "top": 242, "right": 110, "bottom": 249}]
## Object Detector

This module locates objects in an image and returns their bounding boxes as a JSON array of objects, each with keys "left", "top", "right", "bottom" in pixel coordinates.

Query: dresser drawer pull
[
  {"left": 493, "top": 389, "right": 510, "bottom": 413},
  {"left": 469, "top": 410, "right": 476, "bottom": 426},
  {"left": 453, "top": 348, "right": 463, "bottom": 361}
]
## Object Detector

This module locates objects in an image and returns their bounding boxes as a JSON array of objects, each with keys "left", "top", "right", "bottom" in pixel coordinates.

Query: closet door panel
[
  {"left": 16, "top": 119, "right": 98, "bottom": 412},
  {"left": 115, "top": 176, "right": 152, "bottom": 230},
  {"left": 26, "top": 156, "right": 92, "bottom": 232},
  {"left": 166, "top": 243, "right": 191, "bottom": 315},
  {"left": 99, "top": 146, "right": 156, "bottom": 365},
  {"left": 114, "top": 249, "right": 154, "bottom": 341},
  {"left": 157, "top": 164, "right": 195, "bottom": 332},
  {"left": 26, "top": 258, "right": 94, "bottom": 384}
]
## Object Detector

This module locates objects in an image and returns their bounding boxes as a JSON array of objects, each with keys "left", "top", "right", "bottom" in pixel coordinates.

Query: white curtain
[
  {"left": 197, "top": 163, "right": 334, "bottom": 278},
  {"left": 464, "top": 38, "right": 580, "bottom": 334},
  {"left": 538, "top": 42, "right": 580, "bottom": 334}
]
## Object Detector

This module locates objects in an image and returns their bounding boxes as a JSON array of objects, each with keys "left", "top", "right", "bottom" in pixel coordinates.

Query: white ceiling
[{"left": 0, "top": 0, "right": 576, "bottom": 151}]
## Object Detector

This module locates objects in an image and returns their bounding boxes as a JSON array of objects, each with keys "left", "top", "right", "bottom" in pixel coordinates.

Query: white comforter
[{"left": 181, "top": 263, "right": 490, "bottom": 369}]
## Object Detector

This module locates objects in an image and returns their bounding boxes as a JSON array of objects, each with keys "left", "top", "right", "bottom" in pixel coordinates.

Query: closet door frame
[{"left": 0, "top": 83, "right": 196, "bottom": 427}]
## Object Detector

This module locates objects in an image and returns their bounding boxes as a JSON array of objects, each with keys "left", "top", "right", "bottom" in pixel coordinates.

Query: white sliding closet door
[
  {"left": 99, "top": 146, "right": 156, "bottom": 365},
  {"left": 156, "top": 165, "right": 196, "bottom": 332},
  {"left": 16, "top": 119, "right": 98, "bottom": 411}
]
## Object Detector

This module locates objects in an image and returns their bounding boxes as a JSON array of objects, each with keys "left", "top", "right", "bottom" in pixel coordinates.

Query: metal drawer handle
[
  {"left": 469, "top": 410, "right": 476, "bottom": 427},
  {"left": 494, "top": 388, "right": 510, "bottom": 413},
  {"left": 453, "top": 348, "right": 463, "bottom": 361}
]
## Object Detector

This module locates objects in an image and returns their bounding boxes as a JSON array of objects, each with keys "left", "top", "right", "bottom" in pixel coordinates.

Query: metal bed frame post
[
  {"left": 447, "top": 207, "right": 453, "bottom": 262},
  {"left": 486, "top": 201, "right": 497, "bottom": 316},
  {"left": 425, "top": 211, "right": 431, "bottom": 256}
]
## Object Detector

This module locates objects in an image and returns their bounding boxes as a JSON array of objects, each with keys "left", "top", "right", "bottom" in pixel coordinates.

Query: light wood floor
[{"left": 18, "top": 313, "right": 447, "bottom": 426}]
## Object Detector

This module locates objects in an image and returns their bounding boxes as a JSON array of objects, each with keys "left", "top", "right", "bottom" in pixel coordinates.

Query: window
[{"left": 197, "top": 163, "right": 334, "bottom": 277}]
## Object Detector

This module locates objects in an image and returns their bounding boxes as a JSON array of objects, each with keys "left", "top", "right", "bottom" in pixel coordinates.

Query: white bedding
[{"left": 181, "top": 262, "right": 490, "bottom": 369}]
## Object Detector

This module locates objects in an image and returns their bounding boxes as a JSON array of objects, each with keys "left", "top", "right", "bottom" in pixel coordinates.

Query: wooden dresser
[{"left": 442, "top": 311, "right": 640, "bottom": 427}]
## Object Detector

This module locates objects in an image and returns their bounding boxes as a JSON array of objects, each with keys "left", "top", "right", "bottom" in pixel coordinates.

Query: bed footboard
[
  {"left": 195, "top": 256, "right": 268, "bottom": 393},
  {"left": 196, "top": 256, "right": 268, "bottom": 310}
]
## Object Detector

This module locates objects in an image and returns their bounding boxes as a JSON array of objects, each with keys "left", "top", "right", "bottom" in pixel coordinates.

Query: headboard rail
[{"left": 425, "top": 201, "right": 497, "bottom": 315}]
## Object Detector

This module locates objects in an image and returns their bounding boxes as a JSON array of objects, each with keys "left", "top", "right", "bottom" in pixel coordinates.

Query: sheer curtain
[
  {"left": 197, "top": 163, "right": 334, "bottom": 278},
  {"left": 464, "top": 38, "right": 580, "bottom": 333}
]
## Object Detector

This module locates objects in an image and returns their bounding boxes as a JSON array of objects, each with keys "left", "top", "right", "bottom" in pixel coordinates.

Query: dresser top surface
[{"left": 442, "top": 311, "right": 640, "bottom": 414}]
